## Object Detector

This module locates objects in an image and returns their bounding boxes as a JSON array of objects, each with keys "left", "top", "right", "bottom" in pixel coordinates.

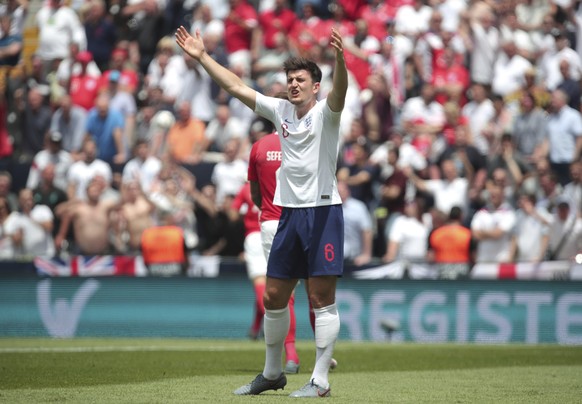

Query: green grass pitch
[{"left": 1, "top": 338, "right": 581, "bottom": 403}]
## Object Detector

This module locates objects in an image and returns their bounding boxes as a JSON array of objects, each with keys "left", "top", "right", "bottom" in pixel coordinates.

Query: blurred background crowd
[{"left": 0, "top": 0, "right": 580, "bottom": 267}]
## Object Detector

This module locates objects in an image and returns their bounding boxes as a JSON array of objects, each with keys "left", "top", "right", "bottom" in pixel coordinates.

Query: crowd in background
[{"left": 0, "top": 0, "right": 580, "bottom": 266}]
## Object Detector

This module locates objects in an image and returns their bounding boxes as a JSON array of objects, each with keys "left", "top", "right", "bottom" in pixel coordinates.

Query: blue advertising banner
[{"left": 1, "top": 277, "right": 581, "bottom": 344}]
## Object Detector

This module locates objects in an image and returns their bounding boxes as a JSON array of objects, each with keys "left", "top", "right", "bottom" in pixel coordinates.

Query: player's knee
[{"left": 263, "top": 289, "right": 288, "bottom": 310}]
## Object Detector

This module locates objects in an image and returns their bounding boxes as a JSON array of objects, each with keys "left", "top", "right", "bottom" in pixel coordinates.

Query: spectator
[
  {"left": 563, "top": 160, "right": 582, "bottom": 214},
  {"left": 510, "top": 193, "right": 552, "bottom": 263},
  {"left": 546, "top": 196, "right": 582, "bottom": 261},
  {"left": 31, "top": 164, "right": 68, "bottom": 239},
  {"left": 0, "top": 0, "right": 27, "bottom": 37},
  {"left": 400, "top": 83, "right": 445, "bottom": 138},
  {"left": 430, "top": 46, "right": 470, "bottom": 106},
  {"left": 406, "top": 158, "right": 469, "bottom": 216},
  {"left": 84, "top": 0, "right": 118, "bottom": 72},
  {"left": 543, "top": 29, "right": 582, "bottom": 91},
  {"left": 67, "top": 137, "right": 112, "bottom": 200},
  {"left": 491, "top": 40, "right": 533, "bottom": 97},
  {"left": 19, "top": 86, "right": 52, "bottom": 161},
  {"left": 471, "top": 184, "right": 517, "bottom": 263},
  {"left": 545, "top": 89, "right": 582, "bottom": 185},
  {"left": 121, "top": 139, "right": 161, "bottom": 193},
  {"left": 26, "top": 131, "right": 73, "bottom": 192},
  {"left": 428, "top": 206, "right": 474, "bottom": 279},
  {"left": 100, "top": 47, "right": 140, "bottom": 95},
  {"left": 0, "top": 196, "right": 15, "bottom": 259},
  {"left": 511, "top": 91, "right": 548, "bottom": 164},
  {"left": 55, "top": 42, "right": 101, "bottom": 91},
  {"left": 106, "top": 70, "right": 137, "bottom": 153},
  {"left": 205, "top": 103, "right": 246, "bottom": 153},
  {"left": 120, "top": 0, "right": 166, "bottom": 74},
  {"left": 86, "top": 92, "right": 126, "bottom": 165},
  {"left": 463, "top": 4, "right": 499, "bottom": 86},
  {"left": 223, "top": 0, "right": 258, "bottom": 72},
  {"left": 55, "top": 178, "right": 118, "bottom": 255},
  {"left": 35, "top": 0, "right": 87, "bottom": 70},
  {"left": 117, "top": 181, "right": 156, "bottom": 254},
  {"left": 165, "top": 100, "right": 207, "bottom": 164},
  {"left": 394, "top": 0, "right": 433, "bottom": 39},
  {"left": 481, "top": 95, "right": 514, "bottom": 156},
  {"left": 556, "top": 59, "right": 581, "bottom": 111},
  {"left": 338, "top": 180, "right": 372, "bottom": 266},
  {"left": 50, "top": 94, "right": 87, "bottom": 158},
  {"left": 359, "top": 73, "right": 393, "bottom": 145},
  {"left": 383, "top": 198, "right": 431, "bottom": 278},
  {"left": 211, "top": 138, "right": 248, "bottom": 205},
  {"left": 69, "top": 50, "right": 101, "bottom": 111},
  {"left": 337, "top": 137, "right": 377, "bottom": 209},
  {"left": 7, "top": 188, "right": 55, "bottom": 258},
  {"left": 253, "top": 0, "right": 297, "bottom": 56},
  {"left": 0, "top": 15, "right": 22, "bottom": 67},
  {"left": 462, "top": 82, "right": 495, "bottom": 156},
  {"left": 487, "top": 133, "right": 530, "bottom": 193},
  {"left": 0, "top": 171, "right": 18, "bottom": 211}
]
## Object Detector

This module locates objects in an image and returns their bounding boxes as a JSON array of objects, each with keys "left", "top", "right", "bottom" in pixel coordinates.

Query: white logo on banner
[{"left": 37, "top": 279, "right": 100, "bottom": 338}]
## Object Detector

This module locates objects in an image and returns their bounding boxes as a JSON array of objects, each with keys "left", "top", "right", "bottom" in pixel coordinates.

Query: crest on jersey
[{"left": 305, "top": 115, "right": 312, "bottom": 129}]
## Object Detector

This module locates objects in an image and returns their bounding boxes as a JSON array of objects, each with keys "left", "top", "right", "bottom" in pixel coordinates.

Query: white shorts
[
  {"left": 260, "top": 220, "right": 279, "bottom": 262},
  {"left": 245, "top": 231, "right": 267, "bottom": 280}
]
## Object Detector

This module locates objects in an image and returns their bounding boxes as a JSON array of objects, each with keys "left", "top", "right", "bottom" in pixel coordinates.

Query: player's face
[{"left": 286, "top": 70, "right": 319, "bottom": 106}]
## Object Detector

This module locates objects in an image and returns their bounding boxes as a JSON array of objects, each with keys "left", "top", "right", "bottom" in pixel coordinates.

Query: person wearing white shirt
[
  {"left": 394, "top": 0, "right": 433, "bottom": 39},
  {"left": 465, "top": 7, "right": 499, "bottom": 85},
  {"left": 543, "top": 31, "right": 582, "bottom": 90},
  {"left": 210, "top": 138, "right": 248, "bottom": 206},
  {"left": 462, "top": 82, "right": 496, "bottom": 155},
  {"left": 121, "top": 140, "right": 161, "bottom": 193},
  {"left": 547, "top": 198, "right": 582, "bottom": 260},
  {"left": 26, "top": 131, "right": 73, "bottom": 192},
  {"left": 4, "top": 189, "right": 55, "bottom": 258},
  {"left": 400, "top": 83, "right": 445, "bottom": 135},
  {"left": 510, "top": 193, "right": 552, "bottom": 262},
  {"left": 471, "top": 184, "right": 517, "bottom": 263},
  {"left": 406, "top": 158, "right": 469, "bottom": 216},
  {"left": 492, "top": 41, "right": 533, "bottom": 96},
  {"left": 67, "top": 138, "right": 112, "bottom": 200},
  {"left": 338, "top": 181, "right": 372, "bottom": 266}
]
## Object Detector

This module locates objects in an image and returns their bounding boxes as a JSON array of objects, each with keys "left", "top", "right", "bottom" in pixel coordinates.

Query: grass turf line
[{"left": 0, "top": 339, "right": 581, "bottom": 403}]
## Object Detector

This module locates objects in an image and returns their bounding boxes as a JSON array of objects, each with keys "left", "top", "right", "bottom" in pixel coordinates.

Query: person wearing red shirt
[
  {"left": 431, "top": 47, "right": 469, "bottom": 106},
  {"left": 247, "top": 132, "right": 300, "bottom": 374},
  {"left": 224, "top": 0, "right": 258, "bottom": 69},
  {"left": 69, "top": 51, "right": 100, "bottom": 111},
  {"left": 256, "top": 0, "right": 297, "bottom": 51},
  {"left": 99, "top": 48, "right": 140, "bottom": 94}
]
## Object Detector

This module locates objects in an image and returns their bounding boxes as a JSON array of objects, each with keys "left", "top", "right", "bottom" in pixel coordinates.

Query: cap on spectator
[
  {"left": 109, "top": 70, "right": 121, "bottom": 82},
  {"left": 551, "top": 28, "right": 567, "bottom": 38},
  {"left": 111, "top": 48, "right": 128, "bottom": 59},
  {"left": 49, "top": 131, "right": 63, "bottom": 143},
  {"left": 76, "top": 50, "right": 93, "bottom": 64}
]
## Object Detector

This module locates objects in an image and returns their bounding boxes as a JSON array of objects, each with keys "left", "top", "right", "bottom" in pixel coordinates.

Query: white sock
[
  {"left": 311, "top": 303, "right": 340, "bottom": 389},
  {"left": 262, "top": 306, "right": 289, "bottom": 379}
]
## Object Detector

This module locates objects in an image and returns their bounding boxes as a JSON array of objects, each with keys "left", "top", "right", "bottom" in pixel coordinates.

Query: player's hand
[
  {"left": 330, "top": 27, "right": 344, "bottom": 58},
  {"left": 175, "top": 26, "right": 205, "bottom": 61}
]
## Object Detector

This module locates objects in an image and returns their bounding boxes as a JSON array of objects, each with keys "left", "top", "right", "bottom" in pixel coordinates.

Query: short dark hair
[
  {"left": 283, "top": 57, "right": 322, "bottom": 83},
  {"left": 449, "top": 206, "right": 462, "bottom": 221}
]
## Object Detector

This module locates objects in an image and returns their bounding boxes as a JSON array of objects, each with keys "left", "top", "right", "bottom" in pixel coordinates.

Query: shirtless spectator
[
  {"left": 117, "top": 181, "right": 156, "bottom": 253},
  {"left": 55, "top": 179, "right": 118, "bottom": 255}
]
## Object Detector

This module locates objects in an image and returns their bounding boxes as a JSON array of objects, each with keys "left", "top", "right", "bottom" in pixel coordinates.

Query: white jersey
[{"left": 255, "top": 93, "right": 342, "bottom": 208}]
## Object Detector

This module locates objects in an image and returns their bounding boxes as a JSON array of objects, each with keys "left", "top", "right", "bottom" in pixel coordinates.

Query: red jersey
[
  {"left": 232, "top": 182, "right": 261, "bottom": 236},
  {"left": 224, "top": 1, "right": 258, "bottom": 54},
  {"left": 247, "top": 133, "right": 283, "bottom": 222},
  {"left": 70, "top": 74, "right": 100, "bottom": 111},
  {"left": 259, "top": 8, "right": 297, "bottom": 49}
]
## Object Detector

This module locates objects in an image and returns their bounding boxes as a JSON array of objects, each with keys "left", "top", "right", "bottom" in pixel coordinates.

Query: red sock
[
  {"left": 309, "top": 301, "right": 315, "bottom": 334},
  {"left": 251, "top": 282, "right": 266, "bottom": 334},
  {"left": 285, "top": 294, "right": 299, "bottom": 363}
]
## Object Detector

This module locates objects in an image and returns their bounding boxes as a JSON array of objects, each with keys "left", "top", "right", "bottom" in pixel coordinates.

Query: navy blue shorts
[{"left": 267, "top": 205, "right": 344, "bottom": 279}]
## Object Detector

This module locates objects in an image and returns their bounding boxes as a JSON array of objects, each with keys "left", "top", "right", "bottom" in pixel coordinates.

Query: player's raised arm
[
  {"left": 175, "top": 26, "right": 257, "bottom": 110},
  {"left": 326, "top": 27, "right": 348, "bottom": 113}
]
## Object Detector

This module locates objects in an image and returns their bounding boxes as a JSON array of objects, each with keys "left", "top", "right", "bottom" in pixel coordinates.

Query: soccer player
[{"left": 176, "top": 26, "right": 347, "bottom": 397}]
